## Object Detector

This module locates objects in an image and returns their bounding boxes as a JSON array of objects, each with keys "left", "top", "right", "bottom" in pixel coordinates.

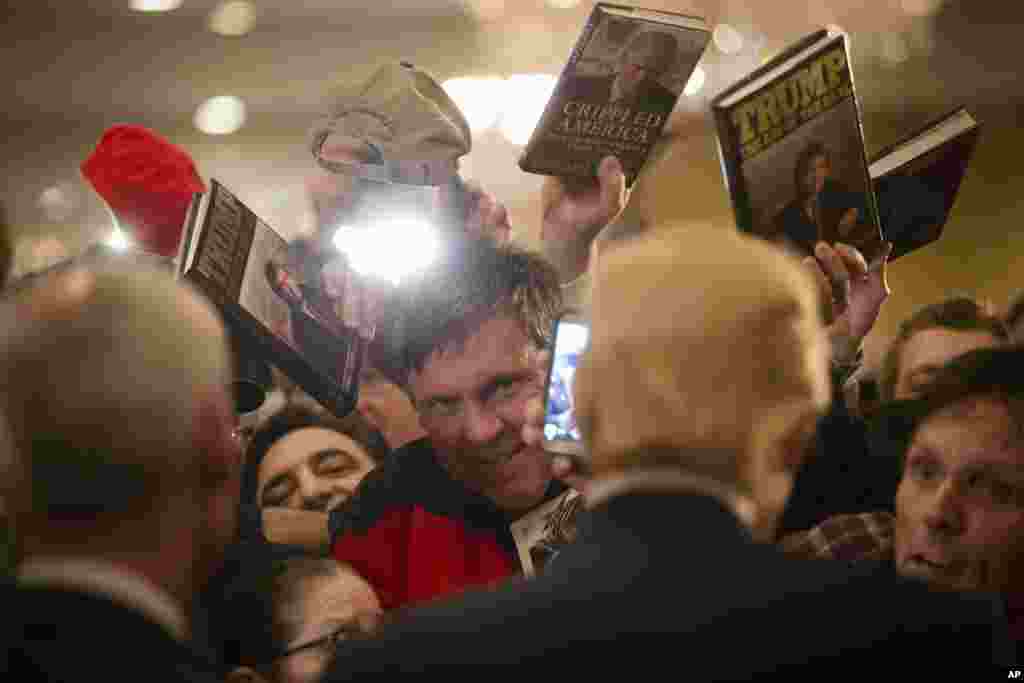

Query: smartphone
[{"left": 542, "top": 311, "right": 589, "bottom": 459}]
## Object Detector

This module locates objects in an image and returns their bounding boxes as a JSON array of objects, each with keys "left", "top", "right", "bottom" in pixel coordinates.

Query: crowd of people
[{"left": 2, "top": 67, "right": 1024, "bottom": 681}]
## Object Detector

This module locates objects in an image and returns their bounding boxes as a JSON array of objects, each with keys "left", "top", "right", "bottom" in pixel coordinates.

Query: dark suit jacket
[
  {"left": 5, "top": 583, "right": 222, "bottom": 682},
  {"left": 325, "top": 492, "right": 1011, "bottom": 678}
]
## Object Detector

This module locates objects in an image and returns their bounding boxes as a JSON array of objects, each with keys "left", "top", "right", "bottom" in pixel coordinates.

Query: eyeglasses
[
  {"left": 276, "top": 624, "right": 355, "bottom": 660},
  {"left": 275, "top": 618, "right": 379, "bottom": 660}
]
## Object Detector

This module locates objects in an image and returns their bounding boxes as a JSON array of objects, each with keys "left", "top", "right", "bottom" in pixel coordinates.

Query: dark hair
[
  {"left": 390, "top": 238, "right": 562, "bottom": 384},
  {"left": 240, "top": 405, "right": 388, "bottom": 514},
  {"left": 875, "top": 346, "right": 1024, "bottom": 465},
  {"left": 206, "top": 544, "right": 344, "bottom": 672},
  {"left": 879, "top": 296, "right": 1009, "bottom": 402},
  {"left": 793, "top": 141, "right": 830, "bottom": 199}
]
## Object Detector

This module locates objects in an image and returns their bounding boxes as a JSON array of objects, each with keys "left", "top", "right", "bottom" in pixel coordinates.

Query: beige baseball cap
[{"left": 310, "top": 61, "right": 472, "bottom": 184}]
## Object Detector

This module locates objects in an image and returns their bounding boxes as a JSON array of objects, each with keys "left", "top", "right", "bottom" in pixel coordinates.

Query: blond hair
[{"left": 578, "top": 224, "right": 829, "bottom": 495}]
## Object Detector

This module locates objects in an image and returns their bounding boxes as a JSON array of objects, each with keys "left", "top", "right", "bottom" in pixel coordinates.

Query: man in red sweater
[{"left": 328, "top": 237, "right": 567, "bottom": 609}]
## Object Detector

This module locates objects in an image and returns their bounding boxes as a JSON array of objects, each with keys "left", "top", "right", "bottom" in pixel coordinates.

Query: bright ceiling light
[
  {"left": 683, "top": 65, "right": 706, "bottom": 96},
  {"left": 194, "top": 95, "right": 247, "bottom": 135},
  {"left": 332, "top": 219, "right": 439, "bottom": 285},
  {"left": 442, "top": 77, "right": 505, "bottom": 133},
  {"left": 209, "top": 0, "right": 257, "bottom": 36},
  {"left": 131, "top": 0, "right": 183, "bottom": 11},
  {"left": 498, "top": 74, "right": 557, "bottom": 146},
  {"left": 712, "top": 24, "right": 744, "bottom": 55},
  {"left": 105, "top": 227, "right": 131, "bottom": 252}
]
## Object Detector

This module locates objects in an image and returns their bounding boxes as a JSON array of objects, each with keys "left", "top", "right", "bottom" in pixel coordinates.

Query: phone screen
[{"left": 543, "top": 317, "right": 589, "bottom": 447}]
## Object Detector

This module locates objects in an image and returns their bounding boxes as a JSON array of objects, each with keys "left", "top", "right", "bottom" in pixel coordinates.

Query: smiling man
[{"left": 327, "top": 237, "right": 564, "bottom": 609}]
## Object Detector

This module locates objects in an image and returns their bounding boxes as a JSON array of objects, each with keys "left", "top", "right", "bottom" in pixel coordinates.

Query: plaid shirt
[{"left": 780, "top": 510, "right": 894, "bottom": 564}]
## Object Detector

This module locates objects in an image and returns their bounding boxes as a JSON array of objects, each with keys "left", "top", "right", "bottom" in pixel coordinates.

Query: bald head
[
  {"left": 576, "top": 225, "right": 829, "bottom": 535},
  {"left": 0, "top": 262, "right": 233, "bottom": 520}
]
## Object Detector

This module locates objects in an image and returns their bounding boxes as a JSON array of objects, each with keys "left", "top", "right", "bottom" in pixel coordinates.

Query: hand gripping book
[
  {"left": 712, "top": 29, "right": 883, "bottom": 261},
  {"left": 518, "top": 3, "right": 710, "bottom": 187},
  {"left": 869, "top": 107, "right": 980, "bottom": 260},
  {"left": 177, "top": 179, "right": 373, "bottom": 417}
]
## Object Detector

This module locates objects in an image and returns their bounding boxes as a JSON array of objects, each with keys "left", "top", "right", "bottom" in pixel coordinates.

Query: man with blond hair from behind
[{"left": 324, "top": 225, "right": 1010, "bottom": 677}]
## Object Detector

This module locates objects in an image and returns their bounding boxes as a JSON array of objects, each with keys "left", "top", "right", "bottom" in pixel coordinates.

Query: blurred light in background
[
  {"left": 105, "top": 227, "right": 131, "bottom": 251},
  {"left": 442, "top": 77, "right": 505, "bottom": 132},
  {"left": 332, "top": 218, "right": 439, "bottom": 285},
  {"left": 209, "top": 0, "right": 257, "bottom": 36},
  {"left": 900, "top": 0, "right": 944, "bottom": 16},
  {"left": 194, "top": 95, "right": 247, "bottom": 135},
  {"left": 498, "top": 74, "right": 557, "bottom": 146},
  {"left": 683, "top": 65, "right": 706, "bottom": 96},
  {"left": 37, "top": 183, "right": 77, "bottom": 223},
  {"left": 546, "top": 0, "right": 581, "bottom": 8},
  {"left": 712, "top": 24, "right": 744, "bottom": 55},
  {"left": 131, "top": 0, "right": 183, "bottom": 11}
]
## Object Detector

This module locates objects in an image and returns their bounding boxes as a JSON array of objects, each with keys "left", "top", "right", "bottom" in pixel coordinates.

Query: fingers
[
  {"left": 802, "top": 254, "right": 834, "bottom": 324},
  {"left": 597, "top": 156, "right": 626, "bottom": 220},
  {"left": 814, "top": 241, "right": 851, "bottom": 310},
  {"left": 833, "top": 242, "right": 868, "bottom": 281},
  {"left": 869, "top": 241, "right": 893, "bottom": 283}
]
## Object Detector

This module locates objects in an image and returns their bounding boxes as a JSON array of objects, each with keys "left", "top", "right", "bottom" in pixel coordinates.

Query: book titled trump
[
  {"left": 177, "top": 179, "right": 373, "bottom": 417},
  {"left": 712, "top": 29, "right": 883, "bottom": 261},
  {"left": 518, "top": 3, "right": 710, "bottom": 187}
]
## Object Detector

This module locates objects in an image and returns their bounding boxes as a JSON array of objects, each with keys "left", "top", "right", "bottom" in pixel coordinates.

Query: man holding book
[{"left": 326, "top": 237, "right": 567, "bottom": 610}]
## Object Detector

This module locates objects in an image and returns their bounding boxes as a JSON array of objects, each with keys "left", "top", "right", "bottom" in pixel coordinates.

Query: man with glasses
[
  {"left": 327, "top": 237, "right": 565, "bottom": 610},
  {"left": 213, "top": 550, "right": 380, "bottom": 683}
]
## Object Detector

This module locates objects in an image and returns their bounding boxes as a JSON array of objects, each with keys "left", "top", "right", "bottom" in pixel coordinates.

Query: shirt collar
[
  {"left": 584, "top": 468, "right": 757, "bottom": 530},
  {"left": 17, "top": 557, "right": 188, "bottom": 642}
]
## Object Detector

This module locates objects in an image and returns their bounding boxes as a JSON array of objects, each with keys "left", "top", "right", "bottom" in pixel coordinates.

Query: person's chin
[{"left": 489, "top": 447, "right": 550, "bottom": 509}]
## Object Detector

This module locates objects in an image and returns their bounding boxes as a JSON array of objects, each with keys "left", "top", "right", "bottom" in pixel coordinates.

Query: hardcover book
[
  {"left": 712, "top": 29, "right": 883, "bottom": 261},
  {"left": 870, "top": 107, "right": 980, "bottom": 260},
  {"left": 518, "top": 2, "right": 710, "bottom": 187},
  {"left": 178, "top": 179, "right": 373, "bottom": 418}
]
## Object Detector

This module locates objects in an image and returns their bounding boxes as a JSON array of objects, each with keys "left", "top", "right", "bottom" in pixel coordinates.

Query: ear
[
  {"left": 192, "top": 385, "right": 241, "bottom": 490},
  {"left": 227, "top": 666, "right": 271, "bottom": 683}
]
